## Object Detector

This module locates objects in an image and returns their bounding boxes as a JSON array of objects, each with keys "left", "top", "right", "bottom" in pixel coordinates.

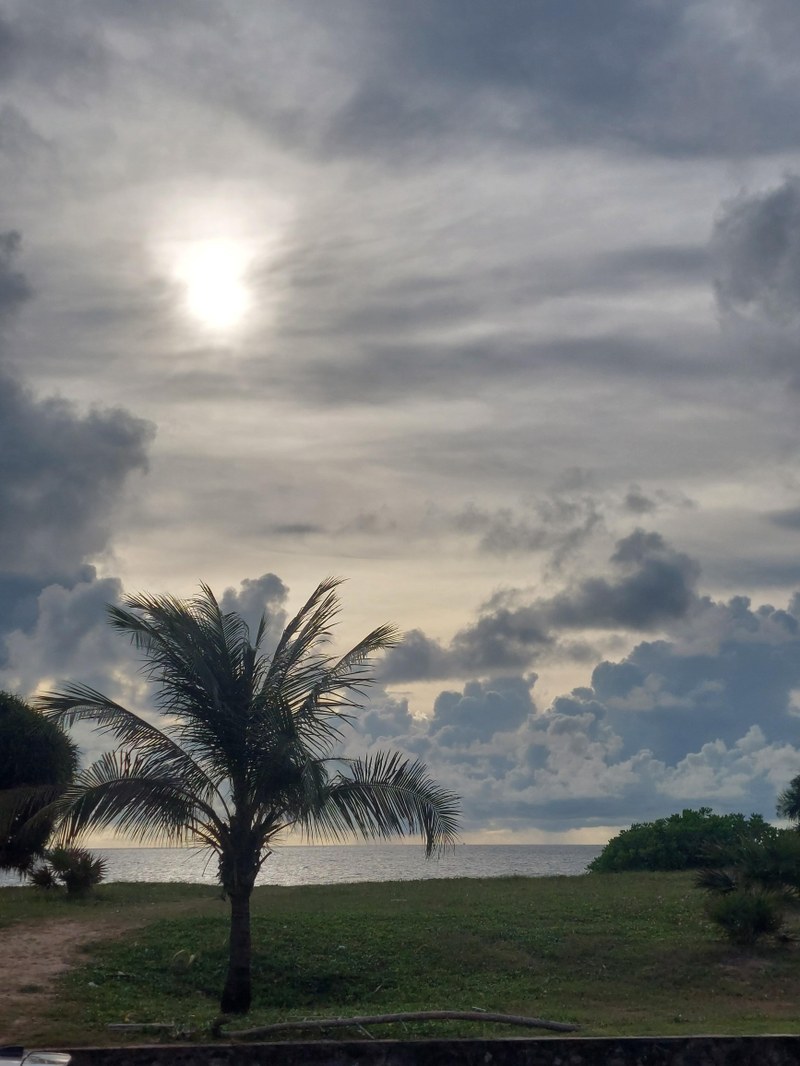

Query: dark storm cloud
[
  {"left": 711, "top": 175, "right": 800, "bottom": 386},
  {"left": 16, "top": 0, "right": 796, "bottom": 166},
  {"left": 568, "top": 594, "right": 800, "bottom": 766},
  {"left": 449, "top": 608, "right": 553, "bottom": 674},
  {"left": 0, "top": 374, "right": 153, "bottom": 580},
  {"left": 0, "top": 233, "right": 154, "bottom": 686},
  {"left": 714, "top": 176, "right": 800, "bottom": 324},
  {"left": 545, "top": 530, "right": 700, "bottom": 630},
  {"left": 0, "top": 234, "right": 152, "bottom": 584},
  {"left": 378, "top": 629, "right": 454, "bottom": 684},
  {"left": 429, "top": 676, "right": 535, "bottom": 745},
  {"left": 380, "top": 608, "right": 551, "bottom": 683},
  {"left": 301, "top": 0, "right": 800, "bottom": 159},
  {"left": 382, "top": 531, "right": 699, "bottom": 683}
]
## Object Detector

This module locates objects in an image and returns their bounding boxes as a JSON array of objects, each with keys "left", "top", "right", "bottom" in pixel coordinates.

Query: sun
[{"left": 174, "top": 239, "right": 251, "bottom": 331}]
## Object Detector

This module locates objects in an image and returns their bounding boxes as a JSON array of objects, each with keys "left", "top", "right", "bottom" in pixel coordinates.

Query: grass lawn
[{"left": 2, "top": 871, "right": 800, "bottom": 1045}]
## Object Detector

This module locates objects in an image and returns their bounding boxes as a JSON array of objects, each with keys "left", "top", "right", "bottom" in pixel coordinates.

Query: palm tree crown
[
  {"left": 776, "top": 773, "right": 800, "bottom": 828},
  {"left": 37, "top": 577, "right": 460, "bottom": 1012}
]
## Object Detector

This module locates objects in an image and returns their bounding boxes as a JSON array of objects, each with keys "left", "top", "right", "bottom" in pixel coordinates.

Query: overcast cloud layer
[{"left": 4, "top": 1, "right": 800, "bottom": 841}]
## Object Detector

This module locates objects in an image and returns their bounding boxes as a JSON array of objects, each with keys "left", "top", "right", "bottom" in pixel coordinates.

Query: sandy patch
[{"left": 0, "top": 917, "right": 141, "bottom": 1044}]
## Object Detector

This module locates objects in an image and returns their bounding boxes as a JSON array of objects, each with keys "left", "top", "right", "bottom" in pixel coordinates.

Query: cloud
[
  {"left": 452, "top": 488, "right": 603, "bottom": 564},
  {"left": 370, "top": 591, "right": 800, "bottom": 835},
  {"left": 713, "top": 175, "right": 800, "bottom": 324},
  {"left": 0, "top": 231, "right": 31, "bottom": 312},
  {"left": 545, "top": 530, "right": 700, "bottom": 630},
  {"left": 0, "top": 377, "right": 153, "bottom": 581},
  {"left": 219, "top": 573, "right": 289, "bottom": 649},
  {"left": 0, "top": 234, "right": 154, "bottom": 688},
  {"left": 382, "top": 530, "right": 701, "bottom": 683},
  {"left": 429, "top": 676, "right": 536, "bottom": 745},
  {"left": 767, "top": 506, "right": 800, "bottom": 530}
]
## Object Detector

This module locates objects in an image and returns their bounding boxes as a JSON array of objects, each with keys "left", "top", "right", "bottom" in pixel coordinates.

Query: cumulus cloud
[
  {"left": 545, "top": 530, "right": 700, "bottom": 631},
  {"left": 371, "top": 591, "right": 800, "bottom": 834},
  {"left": 382, "top": 530, "right": 700, "bottom": 683},
  {"left": 428, "top": 676, "right": 536, "bottom": 745},
  {"left": 0, "top": 376, "right": 153, "bottom": 581},
  {"left": 219, "top": 573, "right": 289, "bottom": 650},
  {"left": 367, "top": 536, "right": 800, "bottom": 834},
  {"left": 0, "top": 234, "right": 153, "bottom": 694}
]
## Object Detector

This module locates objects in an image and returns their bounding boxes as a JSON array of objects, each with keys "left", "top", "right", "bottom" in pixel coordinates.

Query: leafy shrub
[
  {"left": 29, "top": 846, "right": 107, "bottom": 896},
  {"left": 705, "top": 890, "right": 784, "bottom": 945},
  {"left": 588, "top": 808, "right": 778, "bottom": 873},
  {"left": 0, "top": 690, "right": 78, "bottom": 873}
]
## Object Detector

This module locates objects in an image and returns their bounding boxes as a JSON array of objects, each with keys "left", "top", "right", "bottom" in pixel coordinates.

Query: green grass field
[{"left": 3, "top": 872, "right": 800, "bottom": 1045}]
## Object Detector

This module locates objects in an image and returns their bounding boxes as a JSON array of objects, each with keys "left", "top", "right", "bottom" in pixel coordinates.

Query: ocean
[{"left": 0, "top": 843, "right": 602, "bottom": 888}]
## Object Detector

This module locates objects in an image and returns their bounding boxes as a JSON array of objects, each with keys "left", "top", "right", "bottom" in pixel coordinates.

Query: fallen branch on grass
[
  {"left": 218, "top": 1010, "right": 579, "bottom": 1038},
  {"left": 106, "top": 1024, "right": 176, "bottom": 1032}
]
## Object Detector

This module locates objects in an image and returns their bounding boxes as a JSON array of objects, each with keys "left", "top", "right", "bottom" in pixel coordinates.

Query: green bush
[
  {"left": 705, "top": 890, "right": 784, "bottom": 945},
  {"left": 0, "top": 690, "right": 78, "bottom": 872},
  {"left": 588, "top": 808, "right": 778, "bottom": 873}
]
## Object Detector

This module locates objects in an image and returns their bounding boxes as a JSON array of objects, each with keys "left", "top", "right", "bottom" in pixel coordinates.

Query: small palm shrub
[
  {"left": 695, "top": 832, "right": 800, "bottom": 944},
  {"left": 28, "top": 862, "right": 59, "bottom": 890},
  {"left": 29, "top": 846, "right": 107, "bottom": 896},
  {"left": 705, "top": 890, "right": 784, "bottom": 945}
]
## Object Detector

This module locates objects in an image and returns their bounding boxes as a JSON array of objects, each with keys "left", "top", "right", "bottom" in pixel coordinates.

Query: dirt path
[{"left": 0, "top": 916, "right": 145, "bottom": 1045}]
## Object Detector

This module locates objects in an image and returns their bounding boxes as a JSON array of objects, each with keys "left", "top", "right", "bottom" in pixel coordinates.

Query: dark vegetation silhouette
[
  {"left": 588, "top": 807, "right": 776, "bottom": 873},
  {"left": 37, "top": 578, "right": 460, "bottom": 1014},
  {"left": 29, "top": 845, "right": 108, "bottom": 895},
  {"left": 776, "top": 774, "right": 800, "bottom": 829},
  {"left": 0, "top": 690, "right": 77, "bottom": 873},
  {"left": 695, "top": 832, "right": 800, "bottom": 944}
]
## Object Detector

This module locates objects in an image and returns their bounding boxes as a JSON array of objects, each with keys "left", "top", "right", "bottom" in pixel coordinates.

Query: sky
[{"left": 4, "top": 1, "right": 800, "bottom": 845}]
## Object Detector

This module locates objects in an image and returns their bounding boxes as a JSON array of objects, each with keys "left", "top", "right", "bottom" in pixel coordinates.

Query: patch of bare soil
[{"left": 0, "top": 916, "right": 143, "bottom": 1044}]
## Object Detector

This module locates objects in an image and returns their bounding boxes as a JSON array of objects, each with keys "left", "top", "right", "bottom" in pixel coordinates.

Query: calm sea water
[{"left": 0, "top": 844, "right": 602, "bottom": 888}]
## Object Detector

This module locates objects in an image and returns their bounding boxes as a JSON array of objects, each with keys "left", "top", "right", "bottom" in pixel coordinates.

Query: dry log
[{"left": 221, "top": 1009, "right": 579, "bottom": 1039}]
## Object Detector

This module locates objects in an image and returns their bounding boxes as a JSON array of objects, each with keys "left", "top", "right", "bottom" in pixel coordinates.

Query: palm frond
[
  {"left": 293, "top": 623, "right": 400, "bottom": 713},
  {"left": 695, "top": 866, "right": 737, "bottom": 893},
  {"left": 263, "top": 579, "right": 343, "bottom": 696},
  {"left": 304, "top": 751, "right": 460, "bottom": 856},
  {"left": 50, "top": 751, "right": 224, "bottom": 847},
  {"left": 105, "top": 592, "right": 262, "bottom": 776},
  {"left": 36, "top": 684, "right": 221, "bottom": 807},
  {"left": 257, "top": 622, "right": 399, "bottom": 761}
]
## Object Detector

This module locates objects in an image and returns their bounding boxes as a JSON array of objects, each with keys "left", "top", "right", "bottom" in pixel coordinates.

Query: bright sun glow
[{"left": 174, "top": 239, "right": 251, "bottom": 330}]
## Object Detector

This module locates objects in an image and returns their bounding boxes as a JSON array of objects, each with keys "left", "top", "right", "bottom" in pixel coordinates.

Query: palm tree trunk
[{"left": 221, "top": 886, "right": 252, "bottom": 1013}]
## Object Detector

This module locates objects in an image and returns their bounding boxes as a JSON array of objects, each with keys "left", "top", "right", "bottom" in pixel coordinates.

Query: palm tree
[
  {"left": 777, "top": 774, "right": 800, "bottom": 829},
  {"left": 37, "top": 578, "right": 460, "bottom": 1014}
]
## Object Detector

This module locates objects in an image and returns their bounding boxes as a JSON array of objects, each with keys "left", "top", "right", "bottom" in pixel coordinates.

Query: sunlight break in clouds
[{"left": 171, "top": 238, "right": 252, "bottom": 332}]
